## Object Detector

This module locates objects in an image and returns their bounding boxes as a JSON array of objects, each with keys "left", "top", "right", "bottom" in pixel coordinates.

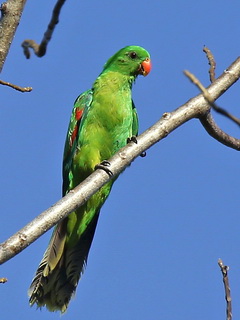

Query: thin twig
[
  {"left": 184, "top": 69, "right": 240, "bottom": 126},
  {"left": 211, "top": 103, "right": 240, "bottom": 126},
  {"left": 22, "top": 0, "right": 67, "bottom": 58},
  {"left": 218, "top": 259, "right": 232, "bottom": 320},
  {"left": 0, "top": 79, "right": 32, "bottom": 92},
  {"left": 203, "top": 46, "right": 216, "bottom": 82},
  {"left": 203, "top": 46, "right": 240, "bottom": 126},
  {"left": 1, "top": 56, "right": 240, "bottom": 265},
  {"left": 184, "top": 70, "right": 215, "bottom": 103},
  {"left": 184, "top": 69, "right": 240, "bottom": 147},
  {"left": 0, "top": 0, "right": 27, "bottom": 72},
  {"left": 200, "top": 112, "right": 240, "bottom": 150}
]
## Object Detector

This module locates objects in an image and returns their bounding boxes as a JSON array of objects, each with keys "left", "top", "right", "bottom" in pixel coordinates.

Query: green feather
[{"left": 28, "top": 45, "right": 151, "bottom": 313}]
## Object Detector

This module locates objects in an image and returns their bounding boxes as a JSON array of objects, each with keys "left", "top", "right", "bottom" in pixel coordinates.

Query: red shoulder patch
[
  {"left": 75, "top": 107, "right": 83, "bottom": 121},
  {"left": 69, "top": 107, "right": 83, "bottom": 147}
]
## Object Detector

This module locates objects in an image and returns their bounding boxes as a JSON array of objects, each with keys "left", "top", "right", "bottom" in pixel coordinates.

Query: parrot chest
[{"left": 75, "top": 72, "right": 135, "bottom": 172}]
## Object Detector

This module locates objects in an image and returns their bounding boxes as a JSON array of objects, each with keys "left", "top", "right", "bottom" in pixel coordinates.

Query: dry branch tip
[
  {"left": 0, "top": 79, "right": 32, "bottom": 92},
  {"left": 0, "top": 80, "right": 32, "bottom": 92},
  {"left": 21, "top": 0, "right": 66, "bottom": 59},
  {"left": 218, "top": 258, "right": 232, "bottom": 320},
  {"left": 203, "top": 46, "right": 216, "bottom": 82}
]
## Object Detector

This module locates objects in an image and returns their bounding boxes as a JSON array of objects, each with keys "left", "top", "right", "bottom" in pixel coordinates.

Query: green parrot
[{"left": 28, "top": 45, "right": 151, "bottom": 313}]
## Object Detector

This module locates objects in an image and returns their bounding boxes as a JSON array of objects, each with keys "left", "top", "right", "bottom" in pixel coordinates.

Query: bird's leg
[
  {"left": 95, "top": 160, "right": 113, "bottom": 177},
  {"left": 127, "top": 136, "right": 146, "bottom": 158}
]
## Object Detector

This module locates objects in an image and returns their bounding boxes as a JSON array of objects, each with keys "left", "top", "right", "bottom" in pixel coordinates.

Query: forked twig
[
  {"left": 0, "top": 79, "right": 32, "bottom": 92},
  {"left": 184, "top": 70, "right": 240, "bottom": 150},
  {"left": 184, "top": 70, "right": 215, "bottom": 103},
  {"left": 203, "top": 46, "right": 240, "bottom": 126},
  {"left": 22, "top": 0, "right": 66, "bottom": 58},
  {"left": 218, "top": 259, "right": 232, "bottom": 320}
]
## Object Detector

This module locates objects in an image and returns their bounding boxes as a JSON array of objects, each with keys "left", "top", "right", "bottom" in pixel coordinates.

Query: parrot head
[{"left": 103, "top": 45, "right": 151, "bottom": 77}]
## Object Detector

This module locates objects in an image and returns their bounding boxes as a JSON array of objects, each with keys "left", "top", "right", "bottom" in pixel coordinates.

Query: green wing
[
  {"left": 62, "top": 89, "right": 93, "bottom": 195},
  {"left": 132, "top": 100, "right": 139, "bottom": 136}
]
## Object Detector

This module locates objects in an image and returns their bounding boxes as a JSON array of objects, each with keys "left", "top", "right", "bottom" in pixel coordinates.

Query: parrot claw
[
  {"left": 127, "top": 136, "right": 147, "bottom": 158},
  {"left": 127, "top": 136, "right": 138, "bottom": 144},
  {"left": 95, "top": 160, "right": 113, "bottom": 177}
]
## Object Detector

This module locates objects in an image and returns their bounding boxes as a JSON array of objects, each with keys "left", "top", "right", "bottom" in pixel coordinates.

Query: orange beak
[{"left": 140, "top": 58, "right": 151, "bottom": 76}]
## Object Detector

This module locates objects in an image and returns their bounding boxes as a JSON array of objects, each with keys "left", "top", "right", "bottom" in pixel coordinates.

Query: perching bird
[{"left": 28, "top": 45, "right": 151, "bottom": 313}]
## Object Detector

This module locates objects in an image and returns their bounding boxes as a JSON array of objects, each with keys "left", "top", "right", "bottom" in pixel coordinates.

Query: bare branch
[
  {"left": 1, "top": 56, "right": 240, "bottom": 265},
  {"left": 200, "top": 113, "right": 240, "bottom": 150},
  {"left": 22, "top": 0, "right": 66, "bottom": 59},
  {"left": 209, "top": 104, "right": 240, "bottom": 127},
  {"left": 0, "top": 0, "right": 27, "bottom": 72},
  {"left": 203, "top": 46, "right": 240, "bottom": 126},
  {"left": 184, "top": 69, "right": 215, "bottom": 103},
  {"left": 0, "top": 79, "right": 32, "bottom": 92},
  {"left": 218, "top": 259, "right": 232, "bottom": 320},
  {"left": 184, "top": 69, "right": 240, "bottom": 149},
  {"left": 203, "top": 46, "right": 216, "bottom": 82}
]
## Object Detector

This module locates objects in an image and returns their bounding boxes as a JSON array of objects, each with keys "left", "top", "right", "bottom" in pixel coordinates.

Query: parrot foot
[
  {"left": 127, "top": 136, "right": 147, "bottom": 158},
  {"left": 95, "top": 160, "right": 113, "bottom": 177},
  {"left": 127, "top": 136, "right": 138, "bottom": 144}
]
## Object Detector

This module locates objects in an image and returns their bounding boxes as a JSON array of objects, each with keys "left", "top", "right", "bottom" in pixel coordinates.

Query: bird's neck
[{"left": 93, "top": 70, "right": 135, "bottom": 92}]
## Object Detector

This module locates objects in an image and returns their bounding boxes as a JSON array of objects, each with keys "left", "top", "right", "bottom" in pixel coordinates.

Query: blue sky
[{"left": 1, "top": 1, "right": 240, "bottom": 319}]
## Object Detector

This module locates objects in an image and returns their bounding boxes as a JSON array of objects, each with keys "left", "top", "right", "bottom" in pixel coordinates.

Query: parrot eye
[{"left": 128, "top": 51, "right": 138, "bottom": 59}]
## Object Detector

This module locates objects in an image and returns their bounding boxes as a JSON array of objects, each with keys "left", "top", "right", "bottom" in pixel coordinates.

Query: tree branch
[
  {"left": 203, "top": 46, "right": 216, "bottom": 82},
  {"left": 0, "top": 0, "right": 27, "bottom": 72},
  {"left": 1, "top": 56, "right": 240, "bottom": 265},
  {"left": 200, "top": 113, "right": 240, "bottom": 150},
  {"left": 184, "top": 69, "right": 240, "bottom": 150},
  {"left": 212, "top": 104, "right": 240, "bottom": 127},
  {"left": 22, "top": 0, "right": 66, "bottom": 58},
  {"left": 203, "top": 46, "right": 240, "bottom": 126},
  {"left": 0, "top": 79, "right": 32, "bottom": 92},
  {"left": 218, "top": 259, "right": 232, "bottom": 320}
]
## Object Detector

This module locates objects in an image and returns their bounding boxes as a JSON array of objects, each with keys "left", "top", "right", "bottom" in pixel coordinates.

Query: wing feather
[
  {"left": 131, "top": 100, "right": 139, "bottom": 136},
  {"left": 62, "top": 89, "right": 93, "bottom": 194}
]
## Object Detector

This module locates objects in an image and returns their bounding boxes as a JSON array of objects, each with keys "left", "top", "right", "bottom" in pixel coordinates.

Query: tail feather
[
  {"left": 28, "top": 213, "right": 100, "bottom": 313},
  {"left": 28, "top": 220, "right": 67, "bottom": 303}
]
